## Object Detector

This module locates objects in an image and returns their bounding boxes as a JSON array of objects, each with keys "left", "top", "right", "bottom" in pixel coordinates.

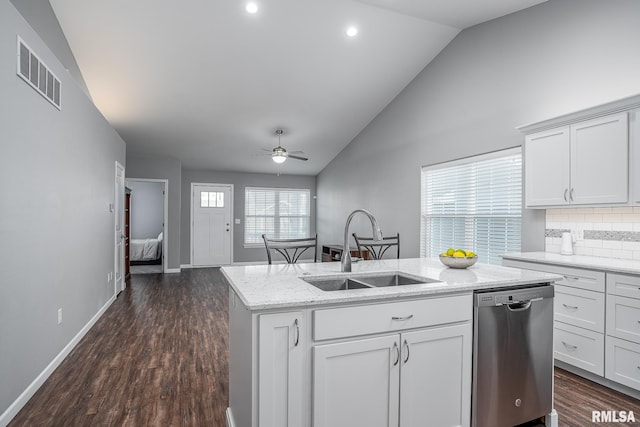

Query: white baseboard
[
  {"left": 180, "top": 264, "right": 192, "bottom": 269},
  {"left": 225, "top": 408, "right": 235, "bottom": 427},
  {"left": 165, "top": 267, "right": 181, "bottom": 273},
  {"left": 0, "top": 295, "right": 116, "bottom": 427}
]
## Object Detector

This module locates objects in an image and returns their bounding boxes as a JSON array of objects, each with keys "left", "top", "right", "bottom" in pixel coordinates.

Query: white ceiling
[{"left": 49, "top": 0, "right": 546, "bottom": 175}]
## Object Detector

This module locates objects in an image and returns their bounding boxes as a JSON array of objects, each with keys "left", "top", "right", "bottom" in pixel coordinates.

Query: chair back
[
  {"left": 262, "top": 234, "right": 318, "bottom": 264},
  {"left": 352, "top": 233, "right": 400, "bottom": 260}
]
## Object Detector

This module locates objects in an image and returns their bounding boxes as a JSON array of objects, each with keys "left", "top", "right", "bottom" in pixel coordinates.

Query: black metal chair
[
  {"left": 352, "top": 233, "right": 400, "bottom": 260},
  {"left": 262, "top": 234, "right": 318, "bottom": 264}
]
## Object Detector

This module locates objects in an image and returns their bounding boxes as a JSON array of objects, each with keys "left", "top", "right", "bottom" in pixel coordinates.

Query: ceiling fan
[{"left": 267, "top": 129, "right": 308, "bottom": 163}]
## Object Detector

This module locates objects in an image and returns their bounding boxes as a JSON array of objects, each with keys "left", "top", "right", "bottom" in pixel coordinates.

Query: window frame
[
  {"left": 420, "top": 147, "right": 522, "bottom": 265},
  {"left": 244, "top": 186, "right": 311, "bottom": 248}
]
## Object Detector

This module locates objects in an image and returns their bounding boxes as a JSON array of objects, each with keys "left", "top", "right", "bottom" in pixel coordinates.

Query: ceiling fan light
[{"left": 272, "top": 153, "right": 287, "bottom": 164}]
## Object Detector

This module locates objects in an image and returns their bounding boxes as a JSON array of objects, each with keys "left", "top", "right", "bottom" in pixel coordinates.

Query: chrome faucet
[{"left": 342, "top": 209, "right": 383, "bottom": 272}]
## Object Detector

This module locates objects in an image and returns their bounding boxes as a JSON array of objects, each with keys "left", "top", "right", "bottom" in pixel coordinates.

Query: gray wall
[
  {"left": 9, "top": 0, "right": 91, "bottom": 99},
  {"left": 126, "top": 154, "right": 181, "bottom": 270},
  {"left": 317, "top": 0, "right": 640, "bottom": 258},
  {"left": 0, "top": 0, "right": 126, "bottom": 420},
  {"left": 181, "top": 170, "right": 317, "bottom": 264},
  {"left": 127, "top": 180, "right": 164, "bottom": 239}
]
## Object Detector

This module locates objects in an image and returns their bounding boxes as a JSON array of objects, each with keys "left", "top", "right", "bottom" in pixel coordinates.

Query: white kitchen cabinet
[
  {"left": 258, "top": 311, "right": 305, "bottom": 427},
  {"left": 605, "top": 273, "right": 640, "bottom": 391},
  {"left": 570, "top": 113, "right": 628, "bottom": 204},
  {"left": 313, "top": 335, "right": 400, "bottom": 427},
  {"left": 632, "top": 109, "right": 640, "bottom": 203},
  {"left": 399, "top": 324, "right": 471, "bottom": 427},
  {"left": 524, "top": 127, "right": 570, "bottom": 207},
  {"left": 312, "top": 295, "right": 472, "bottom": 427},
  {"left": 523, "top": 112, "right": 629, "bottom": 207}
]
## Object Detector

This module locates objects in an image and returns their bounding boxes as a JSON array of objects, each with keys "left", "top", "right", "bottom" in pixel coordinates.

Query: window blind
[
  {"left": 420, "top": 148, "right": 522, "bottom": 265},
  {"left": 245, "top": 187, "right": 310, "bottom": 245}
]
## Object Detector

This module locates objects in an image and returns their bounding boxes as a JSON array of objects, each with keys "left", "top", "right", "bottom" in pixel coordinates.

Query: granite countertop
[
  {"left": 502, "top": 252, "right": 640, "bottom": 275},
  {"left": 221, "top": 257, "right": 561, "bottom": 310}
]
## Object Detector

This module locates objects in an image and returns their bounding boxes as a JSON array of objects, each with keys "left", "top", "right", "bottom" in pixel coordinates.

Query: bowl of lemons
[{"left": 439, "top": 248, "right": 478, "bottom": 269}]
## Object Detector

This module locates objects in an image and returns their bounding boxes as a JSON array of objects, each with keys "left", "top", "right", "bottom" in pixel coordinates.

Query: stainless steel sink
[
  {"left": 303, "top": 272, "right": 436, "bottom": 291},
  {"left": 302, "top": 277, "right": 373, "bottom": 291},
  {"left": 358, "top": 273, "right": 434, "bottom": 287}
]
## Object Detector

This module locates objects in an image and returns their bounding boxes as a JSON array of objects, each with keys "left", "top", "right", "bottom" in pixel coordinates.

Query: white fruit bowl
[{"left": 439, "top": 255, "right": 478, "bottom": 269}]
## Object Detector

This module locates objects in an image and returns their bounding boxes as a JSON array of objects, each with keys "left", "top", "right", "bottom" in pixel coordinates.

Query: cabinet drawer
[
  {"left": 502, "top": 260, "right": 604, "bottom": 292},
  {"left": 313, "top": 294, "right": 472, "bottom": 341},
  {"left": 605, "top": 336, "right": 640, "bottom": 391},
  {"left": 554, "top": 321, "right": 604, "bottom": 375},
  {"left": 555, "top": 285, "right": 605, "bottom": 333},
  {"left": 606, "top": 295, "right": 640, "bottom": 343},
  {"left": 607, "top": 273, "right": 640, "bottom": 299}
]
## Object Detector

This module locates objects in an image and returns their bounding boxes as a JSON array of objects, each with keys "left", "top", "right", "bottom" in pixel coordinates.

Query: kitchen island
[{"left": 222, "top": 257, "right": 561, "bottom": 427}]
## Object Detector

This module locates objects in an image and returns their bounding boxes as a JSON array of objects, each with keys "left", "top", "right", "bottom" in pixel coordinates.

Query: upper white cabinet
[
  {"left": 524, "top": 127, "right": 570, "bottom": 206},
  {"left": 524, "top": 112, "right": 628, "bottom": 207},
  {"left": 519, "top": 94, "right": 640, "bottom": 208},
  {"left": 632, "top": 109, "right": 640, "bottom": 203},
  {"left": 570, "top": 114, "right": 628, "bottom": 205}
]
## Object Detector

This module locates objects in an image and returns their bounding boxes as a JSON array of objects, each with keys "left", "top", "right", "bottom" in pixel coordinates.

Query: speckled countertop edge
[
  {"left": 502, "top": 252, "right": 640, "bottom": 275},
  {"left": 221, "top": 257, "right": 562, "bottom": 311}
]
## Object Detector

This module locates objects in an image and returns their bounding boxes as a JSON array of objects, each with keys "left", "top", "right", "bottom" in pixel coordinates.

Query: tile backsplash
[{"left": 545, "top": 207, "right": 640, "bottom": 260}]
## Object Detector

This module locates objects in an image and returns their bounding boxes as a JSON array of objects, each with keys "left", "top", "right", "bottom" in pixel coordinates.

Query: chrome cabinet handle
[
  {"left": 570, "top": 188, "right": 575, "bottom": 202},
  {"left": 563, "top": 189, "right": 568, "bottom": 202},
  {"left": 562, "top": 341, "right": 578, "bottom": 351},
  {"left": 562, "top": 303, "right": 579, "bottom": 311},
  {"left": 294, "top": 319, "right": 300, "bottom": 347},
  {"left": 393, "top": 342, "right": 400, "bottom": 366},
  {"left": 563, "top": 275, "right": 580, "bottom": 281},
  {"left": 403, "top": 340, "right": 410, "bottom": 364},
  {"left": 392, "top": 314, "right": 414, "bottom": 321}
]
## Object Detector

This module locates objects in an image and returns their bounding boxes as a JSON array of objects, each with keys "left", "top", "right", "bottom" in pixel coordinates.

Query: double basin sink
[{"left": 303, "top": 272, "right": 438, "bottom": 292}]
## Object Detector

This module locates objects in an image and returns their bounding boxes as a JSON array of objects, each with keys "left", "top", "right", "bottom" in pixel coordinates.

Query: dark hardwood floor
[
  {"left": 9, "top": 269, "right": 229, "bottom": 427},
  {"left": 8, "top": 268, "right": 640, "bottom": 426}
]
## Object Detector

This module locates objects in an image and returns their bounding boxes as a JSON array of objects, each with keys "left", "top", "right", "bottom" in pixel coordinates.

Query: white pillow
[{"left": 157, "top": 232, "right": 163, "bottom": 241}]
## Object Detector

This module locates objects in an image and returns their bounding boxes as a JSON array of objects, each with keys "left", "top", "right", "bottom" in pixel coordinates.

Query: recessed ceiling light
[
  {"left": 346, "top": 26, "right": 358, "bottom": 37},
  {"left": 246, "top": 2, "right": 258, "bottom": 14}
]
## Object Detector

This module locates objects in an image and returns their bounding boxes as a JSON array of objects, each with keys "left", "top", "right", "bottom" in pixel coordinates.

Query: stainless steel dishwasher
[{"left": 472, "top": 284, "right": 554, "bottom": 427}]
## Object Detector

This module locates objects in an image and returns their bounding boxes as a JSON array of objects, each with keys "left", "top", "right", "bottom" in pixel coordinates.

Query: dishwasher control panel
[{"left": 475, "top": 284, "right": 554, "bottom": 307}]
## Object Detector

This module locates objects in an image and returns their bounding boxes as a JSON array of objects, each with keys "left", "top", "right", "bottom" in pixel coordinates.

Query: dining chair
[
  {"left": 262, "top": 234, "right": 318, "bottom": 264},
  {"left": 352, "top": 232, "right": 400, "bottom": 260}
]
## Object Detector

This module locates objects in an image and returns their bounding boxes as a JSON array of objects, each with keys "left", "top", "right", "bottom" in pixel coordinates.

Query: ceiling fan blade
[{"left": 288, "top": 154, "right": 308, "bottom": 161}]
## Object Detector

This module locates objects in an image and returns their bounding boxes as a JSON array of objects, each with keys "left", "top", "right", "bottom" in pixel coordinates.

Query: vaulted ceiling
[{"left": 49, "top": 0, "right": 546, "bottom": 175}]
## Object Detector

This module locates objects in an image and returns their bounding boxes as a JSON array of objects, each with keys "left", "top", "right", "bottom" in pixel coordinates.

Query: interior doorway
[
  {"left": 115, "top": 162, "right": 125, "bottom": 295},
  {"left": 126, "top": 178, "right": 169, "bottom": 274},
  {"left": 191, "top": 183, "right": 233, "bottom": 266}
]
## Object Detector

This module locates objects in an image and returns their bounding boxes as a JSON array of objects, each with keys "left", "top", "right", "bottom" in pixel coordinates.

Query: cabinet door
[
  {"left": 570, "top": 113, "right": 628, "bottom": 204},
  {"left": 400, "top": 323, "right": 472, "bottom": 427},
  {"left": 259, "top": 311, "right": 304, "bottom": 427},
  {"left": 524, "top": 127, "right": 570, "bottom": 207},
  {"left": 313, "top": 335, "right": 400, "bottom": 427}
]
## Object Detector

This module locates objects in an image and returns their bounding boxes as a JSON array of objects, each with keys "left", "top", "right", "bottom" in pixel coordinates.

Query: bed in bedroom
[{"left": 130, "top": 232, "right": 163, "bottom": 264}]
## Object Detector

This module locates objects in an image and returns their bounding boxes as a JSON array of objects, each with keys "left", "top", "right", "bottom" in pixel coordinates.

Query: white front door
[
  {"left": 115, "top": 162, "right": 125, "bottom": 294},
  {"left": 192, "top": 184, "right": 232, "bottom": 266}
]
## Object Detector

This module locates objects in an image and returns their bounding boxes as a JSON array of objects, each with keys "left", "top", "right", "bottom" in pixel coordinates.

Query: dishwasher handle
[{"left": 507, "top": 300, "right": 532, "bottom": 312}]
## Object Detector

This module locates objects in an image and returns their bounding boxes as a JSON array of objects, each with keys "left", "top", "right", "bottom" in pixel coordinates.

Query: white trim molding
[{"left": 0, "top": 295, "right": 116, "bottom": 426}]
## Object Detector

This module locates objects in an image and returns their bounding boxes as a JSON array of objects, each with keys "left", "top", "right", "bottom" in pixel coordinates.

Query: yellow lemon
[
  {"left": 452, "top": 251, "right": 466, "bottom": 257},
  {"left": 466, "top": 251, "right": 477, "bottom": 257},
  {"left": 446, "top": 248, "right": 455, "bottom": 256}
]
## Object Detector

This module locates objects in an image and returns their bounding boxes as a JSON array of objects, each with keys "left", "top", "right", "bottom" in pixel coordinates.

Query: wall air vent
[{"left": 17, "top": 36, "right": 61, "bottom": 110}]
